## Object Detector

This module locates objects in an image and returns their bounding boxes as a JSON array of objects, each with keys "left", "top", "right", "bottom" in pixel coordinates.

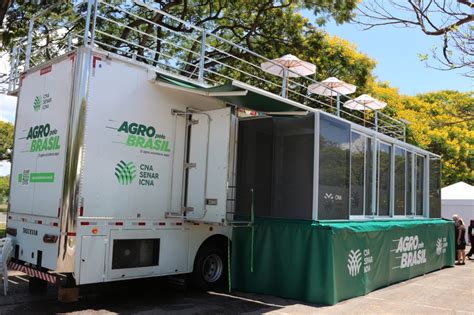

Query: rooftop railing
[{"left": 1, "top": 0, "right": 406, "bottom": 140}]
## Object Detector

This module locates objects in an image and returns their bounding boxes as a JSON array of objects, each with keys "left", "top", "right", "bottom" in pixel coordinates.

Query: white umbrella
[
  {"left": 261, "top": 54, "right": 316, "bottom": 97},
  {"left": 343, "top": 94, "right": 387, "bottom": 111},
  {"left": 308, "top": 77, "right": 357, "bottom": 115},
  {"left": 308, "top": 77, "right": 357, "bottom": 96},
  {"left": 344, "top": 94, "right": 387, "bottom": 127}
]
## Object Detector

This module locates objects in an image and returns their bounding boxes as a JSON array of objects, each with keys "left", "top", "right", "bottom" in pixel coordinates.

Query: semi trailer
[{"left": 3, "top": 0, "right": 443, "bottom": 299}]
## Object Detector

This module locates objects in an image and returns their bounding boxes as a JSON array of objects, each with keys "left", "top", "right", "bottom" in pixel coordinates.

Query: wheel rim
[{"left": 202, "top": 253, "right": 223, "bottom": 283}]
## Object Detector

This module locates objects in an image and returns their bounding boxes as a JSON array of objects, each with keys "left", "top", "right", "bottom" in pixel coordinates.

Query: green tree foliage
[
  {"left": 0, "top": 176, "right": 10, "bottom": 202},
  {"left": 371, "top": 83, "right": 474, "bottom": 186},
  {"left": 0, "top": 121, "right": 14, "bottom": 160}
]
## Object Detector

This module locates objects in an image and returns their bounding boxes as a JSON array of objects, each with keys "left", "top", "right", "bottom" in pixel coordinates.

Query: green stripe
[
  {"left": 18, "top": 174, "right": 23, "bottom": 183},
  {"left": 30, "top": 172, "right": 55, "bottom": 183}
]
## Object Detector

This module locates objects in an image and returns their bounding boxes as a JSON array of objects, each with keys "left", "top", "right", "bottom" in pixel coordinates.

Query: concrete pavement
[{"left": 0, "top": 256, "right": 472, "bottom": 314}]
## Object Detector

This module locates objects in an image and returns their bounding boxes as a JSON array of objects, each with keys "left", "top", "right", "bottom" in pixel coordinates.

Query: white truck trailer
[
  {"left": 6, "top": 46, "right": 237, "bottom": 288},
  {"left": 3, "top": 0, "right": 439, "bottom": 294}
]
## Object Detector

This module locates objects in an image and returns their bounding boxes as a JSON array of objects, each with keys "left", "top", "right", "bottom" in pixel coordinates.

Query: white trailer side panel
[
  {"left": 80, "top": 54, "right": 225, "bottom": 219},
  {"left": 10, "top": 56, "right": 75, "bottom": 218}
]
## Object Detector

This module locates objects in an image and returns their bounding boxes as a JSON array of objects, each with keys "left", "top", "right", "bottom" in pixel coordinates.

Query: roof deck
[{"left": 2, "top": 0, "right": 407, "bottom": 140}]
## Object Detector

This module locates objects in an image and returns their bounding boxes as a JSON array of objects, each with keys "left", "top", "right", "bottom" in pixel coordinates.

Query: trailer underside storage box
[{"left": 231, "top": 218, "right": 454, "bottom": 305}]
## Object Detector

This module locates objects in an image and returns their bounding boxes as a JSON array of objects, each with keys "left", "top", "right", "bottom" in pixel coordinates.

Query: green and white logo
[
  {"left": 33, "top": 96, "right": 42, "bottom": 112},
  {"left": 115, "top": 160, "right": 136, "bottom": 185},
  {"left": 33, "top": 93, "right": 52, "bottom": 112}
]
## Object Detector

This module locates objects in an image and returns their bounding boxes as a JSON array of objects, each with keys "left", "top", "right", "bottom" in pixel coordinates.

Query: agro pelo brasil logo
[
  {"left": 114, "top": 160, "right": 159, "bottom": 186},
  {"left": 115, "top": 160, "right": 137, "bottom": 185},
  {"left": 107, "top": 120, "right": 171, "bottom": 157},
  {"left": 392, "top": 235, "right": 427, "bottom": 269},
  {"left": 33, "top": 93, "right": 52, "bottom": 112},
  {"left": 27, "top": 123, "right": 60, "bottom": 152},
  {"left": 347, "top": 248, "right": 373, "bottom": 277}
]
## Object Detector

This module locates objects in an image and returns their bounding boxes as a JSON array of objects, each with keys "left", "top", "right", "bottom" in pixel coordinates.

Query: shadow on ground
[{"left": 0, "top": 274, "right": 324, "bottom": 315}]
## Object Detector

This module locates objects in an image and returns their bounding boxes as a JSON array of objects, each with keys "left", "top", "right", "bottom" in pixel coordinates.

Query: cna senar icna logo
[
  {"left": 347, "top": 248, "right": 373, "bottom": 277},
  {"left": 347, "top": 249, "right": 362, "bottom": 276},
  {"left": 392, "top": 235, "right": 426, "bottom": 269}
]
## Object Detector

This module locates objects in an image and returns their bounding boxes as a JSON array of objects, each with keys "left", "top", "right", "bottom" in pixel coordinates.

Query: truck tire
[{"left": 192, "top": 242, "right": 227, "bottom": 290}]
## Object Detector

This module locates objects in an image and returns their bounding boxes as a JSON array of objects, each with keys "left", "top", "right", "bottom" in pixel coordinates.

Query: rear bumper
[{"left": 8, "top": 261, "right": 58, "bottom": 284}]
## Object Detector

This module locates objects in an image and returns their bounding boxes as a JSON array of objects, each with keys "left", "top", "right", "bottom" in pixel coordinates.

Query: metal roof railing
[{"left": 1, "top": 0, "right": 408, "bottom": 140}]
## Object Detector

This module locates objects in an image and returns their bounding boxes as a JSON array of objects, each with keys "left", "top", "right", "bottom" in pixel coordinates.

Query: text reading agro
[
  {"left": 27, "top": 124, "right": 60, "bottom": 152},
  {"left": 118, "top": 121, "right": 171, "bottom": 153}
]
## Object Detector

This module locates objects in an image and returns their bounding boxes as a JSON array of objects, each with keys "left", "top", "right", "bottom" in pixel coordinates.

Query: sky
[{"left": 301, "top": 10, "right": 472, "bottom": 96}]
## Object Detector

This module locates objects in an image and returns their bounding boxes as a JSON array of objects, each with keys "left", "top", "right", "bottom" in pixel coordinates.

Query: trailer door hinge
[
  {"left": 184, "top": 162, "right": 196, "bottom": 169},
  {"left": 187, "top": 119, "right": 199, "bottom": 126},
  {"left": 182, "top": 207, "right": 194, "bottom": 213}
]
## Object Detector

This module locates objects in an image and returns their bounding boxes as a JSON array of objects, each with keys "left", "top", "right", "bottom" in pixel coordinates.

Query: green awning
[{"left": 155, "top": 73, "right": 308, "bottom": 113}]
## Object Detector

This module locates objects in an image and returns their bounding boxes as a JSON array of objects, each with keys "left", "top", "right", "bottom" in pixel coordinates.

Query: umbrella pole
[{"left": 282, "top": 69, "right": 288, "bottom": 98}]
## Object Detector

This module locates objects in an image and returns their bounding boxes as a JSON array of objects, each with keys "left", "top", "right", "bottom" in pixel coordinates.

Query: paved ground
[{"left": 0, "top": 256, "right": 472, "bottom": 315}]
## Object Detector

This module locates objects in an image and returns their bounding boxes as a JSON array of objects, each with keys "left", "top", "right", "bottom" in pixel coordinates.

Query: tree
[
  {"left": 355, "top": 0, "right": 474, "bottom": 76},
  {"left": 0, "top": 121, "right": 14, "bottom": 161},
  {"left": 370, "top": 82, "right": 474, "bottom": 186},
  {"left": 0, "top": 176, "right": 10, "bottom": 202}
]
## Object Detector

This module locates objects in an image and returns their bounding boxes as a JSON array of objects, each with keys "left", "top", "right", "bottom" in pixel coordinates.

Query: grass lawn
[
  {"left": 0, "top": 203, "right": 7, "bottom": 212},
  {"left": 0, "top": 223, "right": 5, "bottom": 238}
]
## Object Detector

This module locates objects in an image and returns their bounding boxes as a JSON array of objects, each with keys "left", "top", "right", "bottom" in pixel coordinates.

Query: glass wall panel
[
  {"left": 377, "top": 142, "right": 391, "bottom": 216},
  {"left": 350, "top": 132, "right": 365, "bottom": 216},
  {"left": 406, "top": 152, "right": 413, "bottom": 215},
  {"left": 394, "top": 147, "right": 406, "bottom": 215},
  {"left": 272, "top": 116, "right": 314, "bottom": 219},
  {"left": 416, "top": 155, "right": 425, "bottom": 216},
  {"left": 365, "top": 138, "right": 373, "bottom": 215},
  {"left": 318, "top": 114, "right": 350, "bottom": 220},
  {"left": 429, "top": 157, "right": 441, "bottom": 218}
]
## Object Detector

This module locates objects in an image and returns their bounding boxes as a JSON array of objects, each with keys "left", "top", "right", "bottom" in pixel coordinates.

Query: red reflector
[
  {"left": 53, "top": 222, "right": 59, "bottom": 227},
  {"left": 6, "top": 227, "right": 17, "bottom": 236},
  {"left": 43, "top": 234, "right": 58, "bottom": 243},
  {"left": 158, "top": 222, "right": 166, "bottom": 226},
  {"left": 79, "top": 206, "right": 84, "bottom": 216},
  {"left": 80, "top": 222, "right": 90, "bottom": 226},
  {"left": 40, "top": 65, "right": 52, "bottom": 75},
  {"left": 58, "top": 207, "right": 61, "bottom": 217},
  {"left": 176, "top": 222, "right": 183, "bottom": 226},
  {"left": 36, "top": 220, "right": 42, "bottom": 224},
  {"left": 67, "top": 232, "right": 76, "bottom": 236},
  {"left": 193, "top": 222, "right": 200, "bottom": 225},
  {"left": 138, "top": 222, "right": 145, "bottom": 226},
  {"left": 115, "top": 222, "right": 123, "bottom": 226}
]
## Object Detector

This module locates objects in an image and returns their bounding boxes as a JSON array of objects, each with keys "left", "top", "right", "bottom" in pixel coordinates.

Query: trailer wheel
[{"left": 192, "top": 241, "right": 227, "bottom": 290}]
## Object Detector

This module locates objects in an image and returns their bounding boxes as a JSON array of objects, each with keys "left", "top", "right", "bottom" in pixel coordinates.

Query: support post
[
  {"left": 25, "top": 18, "right": 35, "bottom": 70},
  {"left": 90, "top": 0, "right": 99, "bottom": 46},
  {"left": 371, "top": 136, "right": 377, "bottom": 217},
  {"left": 67, "top": 34, "right": 72, "bottom": 51},
  {"left": 9, "top": 47, "right": 17, "bottom": 91},
  {"left": 281, "top": 68, "right": 288, "bottom": 98},
  {"left": 83, "top": 0, "right": 94, "bottom": 46},
  {"left": 336, "top": 93, "right": 340, "bottom": 116},
  {"left": 198, "top": 30, "right": 206, "bottom": 82},
  {"left": 375, "top": 111, "right": 379, "bottom": 132}
]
